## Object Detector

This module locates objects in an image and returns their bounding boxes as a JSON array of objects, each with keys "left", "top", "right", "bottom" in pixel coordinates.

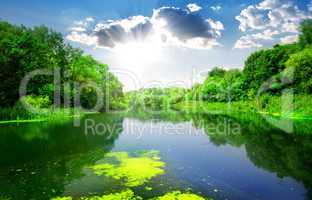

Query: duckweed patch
[
  {"left": 145, "top": 186, "right": 153, "bottom": 191},
  {"left": 89, "top": 151, "right": 165, "bottom": 187},
  {"left": 51, "top": 197, "right": 72, "bottom": 200},
  {"left": 81, "top": 190, "right": 140, "bottom": 200},
  {"left": 153, "top": 191, "right": 207, "bottom": 200}
]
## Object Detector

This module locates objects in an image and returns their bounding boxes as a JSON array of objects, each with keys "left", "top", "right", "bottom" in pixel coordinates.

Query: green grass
[
  {"left": 0, "top": 106, "right": 84, "bottom": 124},
  {"left": 174, "top": 95, "right": 312, "bottom": 120}
]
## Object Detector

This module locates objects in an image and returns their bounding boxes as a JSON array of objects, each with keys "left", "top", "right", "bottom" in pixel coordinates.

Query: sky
[{"left": 1, "top": 0, "right": 312, "bottom": 90}]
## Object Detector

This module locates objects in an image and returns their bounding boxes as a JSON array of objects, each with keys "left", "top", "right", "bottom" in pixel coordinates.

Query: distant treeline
[
  {"left": 0, "top": 21, "right": 124, "bottom": 111},
  {"left": 127, "top": 20, "right": 312, "bottom": 112}
]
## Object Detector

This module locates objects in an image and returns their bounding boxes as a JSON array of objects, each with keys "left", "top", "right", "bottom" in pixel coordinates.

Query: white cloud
[
  {"left": 280, "top": 35, "right": 298, "bottom": 44},
  {"left": 85, "top": 17, "right": 94, "bottom": 22},
  {"left": 234, "top": 0, "right": 312, "bottom": 49},
  {"left": 69, "top": 17, "right": 95, "bottom": 33},
  {"left": 234, "top": 35, "right": 263, "bottom": 49},
  {"left": 70, "top": 26, "right": 86, "bottom": 32},
  {"left": 235, "top": 5, "right": 269, "bottom": 32},
  {"left": 66, "top": 32, "right": 98, "bottom": 46},
  {"left": 252, "top": 29, "right": 279, "bottom": 40},
  {"left": 257, "top": 0, "right": 282, "bottom": 10},
  {"left": 102, "top": 15, "right": 149, "bottom": 32},
  {"left": 281, "top": 22, "right": 299, "bottom": 33},
  {"left": 206, "top": 19, "right": 224, "bottom": 37},
  {"left": 234, "top": 29, "right": 279, "bottom": 49},
  {"left": 66, "top": 6, "right": 224, "bottom": 49},
  {"left": 187, "top": 3, "right": 202, "bottom": 12},
  {"left": 236, "top": 0, "right": 309, "bottom": 32},
  {"left": 210, "top": 5, "right": 222, "bottom": 12}
]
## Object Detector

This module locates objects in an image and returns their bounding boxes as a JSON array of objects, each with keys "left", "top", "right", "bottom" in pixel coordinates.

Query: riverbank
[
  {"left": 173, "top": 95, "right": 312, "bottom": 120},
  {"left": 0, "top": 107, "right": 86, "bottom": 124}
]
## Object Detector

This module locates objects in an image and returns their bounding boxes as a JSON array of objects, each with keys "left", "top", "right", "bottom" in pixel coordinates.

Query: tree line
[
  {"left": 0, "top": 21, "right": 124, "bottom": 111},
  {"left": 189, "top": 19, "right": 312, "bottom": 102},
  {"left": 128, "top": 20, "right": 312, "bottom": 111}
]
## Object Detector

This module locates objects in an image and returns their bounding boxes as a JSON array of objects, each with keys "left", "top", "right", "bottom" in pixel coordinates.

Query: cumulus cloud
[
  {"left": 66, "top": 6, "right": 224, "bottom": 49},
  {"left": 94, "top": 16, "right": 152, "bottom": 48},
  {"left": 153, "top": 7, "right": 221, "bottom": 40},
  {"left": 66, "top": 32, "right": 98, "bottom": 46},
  {"left": 85, "top": 17, "right": 95, "bottom": 22},
  {"left": 234, "top": 0, "right": 312, "bottom": 49},
  {"left": 234, "top": 29, "right": 279, "bottom": 49},
  {"left": 252, "top": 29, "right": 279, "bottom": 40},
  {"left": 257, "top": 0, "right": 283, "bottom": 10},
  {"left": 234, "top": 35, "right": 263, "bottom": 49},
  {"left": 210, "top": 5, "right": 222, "bottom": 12},
  {"left": 70, "top": 26, "right": 87, "bottom": 32},
  {"left": 280, "top": 35, "right": 298, "bottom": 44},
  {"left": 236, "top": 0, "right": 307, "bottom": 32},
  {"left": 236, "top": 5, "right": 269, "bottom": 32},
  {"left": 187, "top": 3, "right": 202, "bottom": 12}
]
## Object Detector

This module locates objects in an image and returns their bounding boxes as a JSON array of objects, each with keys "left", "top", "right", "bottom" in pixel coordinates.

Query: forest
[{"left": 0, "top": 21, "right": 124, "bottom": 121}]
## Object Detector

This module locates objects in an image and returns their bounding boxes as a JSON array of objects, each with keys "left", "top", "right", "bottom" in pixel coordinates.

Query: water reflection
[
  {"left": 0, "top": 112, "right": 311, "bottom": 200},
  {"left": 0, "top": 114, "right": 124, "bottom": 200},
  {"left": 128, "top": 111, "right": 312, "bottom": 199}
]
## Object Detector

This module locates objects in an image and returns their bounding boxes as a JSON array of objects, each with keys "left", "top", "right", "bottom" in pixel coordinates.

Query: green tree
[
  {"left": 285, "top": 48, "right": 312, "bottom": 93},
  {"left": 0, "top": 21, "right": 124, "bottom": 110},
  {"left": 242, "top": 44, "right": 299, "bottom": 97},
  {"left": 200, "top": 68, "right": 243, "bottom": 102},
  {"left": 299, "top": 19, "right": 312, "bottom": 48}
]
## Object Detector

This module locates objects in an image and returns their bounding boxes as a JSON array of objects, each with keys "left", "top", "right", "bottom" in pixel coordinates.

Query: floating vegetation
[
  {"left": 145, "top": 186, "right": 153, "bottom": 191},
  {"left": 81, "top": 190, "right": 140, "bottom": 200},
  {"left": 50, "top": 197, "right": 72, "bottom": 200},
  {"left": 51, "top": 151, "right": 212, "bottom": 200},
  {"left": 51, "top": 190, "right": 210, "bottom": 200},
  {"left": 89, "top": 150, "right": 165, "bottom": 187},
  {"left": 152, "top": 191, "right": 207, "bottom": 200}
]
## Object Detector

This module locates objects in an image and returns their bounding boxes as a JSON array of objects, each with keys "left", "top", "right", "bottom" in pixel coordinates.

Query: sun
[{"left": 112, "top": 41, "right": 163, "bottom": 68}]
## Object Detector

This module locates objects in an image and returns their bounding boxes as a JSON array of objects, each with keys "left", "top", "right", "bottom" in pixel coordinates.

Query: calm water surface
[{"left": 0, "top": 112, "right": 312, "bottom": 200}]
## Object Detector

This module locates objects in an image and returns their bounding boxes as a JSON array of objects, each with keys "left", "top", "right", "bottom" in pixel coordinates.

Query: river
[{"left": 0, "top": 112, "right": 311, "bottom": 200}]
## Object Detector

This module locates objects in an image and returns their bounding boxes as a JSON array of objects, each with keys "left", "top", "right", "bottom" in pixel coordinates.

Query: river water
[{"left": 0, "top": 112, "right": 311, "bottom": 200}]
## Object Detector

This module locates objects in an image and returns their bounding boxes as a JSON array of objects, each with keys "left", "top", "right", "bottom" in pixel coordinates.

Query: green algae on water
[
  {"left": 153, "top": 191, "right": 207, "bottom": 200},
  {"left": 51, "top": 190, "right": 139, "bottom": 200},
  {"left": 81, "top": 190, "right": 140, "bottom": 200},
  {"left": 51, "top": 197, "right": 72, "bottom": 200},
  {"left": 145, "top": 186, "right": 153, "bottom": 191},
  {"left": 51, "top": 191, "right": 210, "bottom": 200},
  {"left": 89, "top": 150, "right": 165, "bottom": 187}
]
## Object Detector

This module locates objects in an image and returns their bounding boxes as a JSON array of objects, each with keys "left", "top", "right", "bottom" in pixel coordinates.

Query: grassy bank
[
  {"left": 0, "top": 106, "right": 85, "bottom": 124},
  {"left": 174, "top": 95, "right": 312, "bottom": 120}
]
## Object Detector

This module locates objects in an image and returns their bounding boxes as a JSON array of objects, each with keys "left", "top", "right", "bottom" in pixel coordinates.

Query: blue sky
[{"left": 1, "top": 0, "right": 311, "bottom": 90}]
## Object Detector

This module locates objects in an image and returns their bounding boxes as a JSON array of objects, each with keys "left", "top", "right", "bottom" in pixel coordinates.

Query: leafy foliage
[
  {"left": 299, "top": 19, "right": 312, "bottom": 48},
  {"left": 0, "top": 21, "right": 123, "bottom": 112},
  {"left": 127, "top": 88, "right": 186, "bottom": 111},
  {"left": 285, "top": 48, "right": 312, "bottom": 93},
  {"left": 242, "top": 44, "right": 299, "bottom": 97},
  {"left": 200, "top": 67, "right": 244, "bottom": 102}
]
